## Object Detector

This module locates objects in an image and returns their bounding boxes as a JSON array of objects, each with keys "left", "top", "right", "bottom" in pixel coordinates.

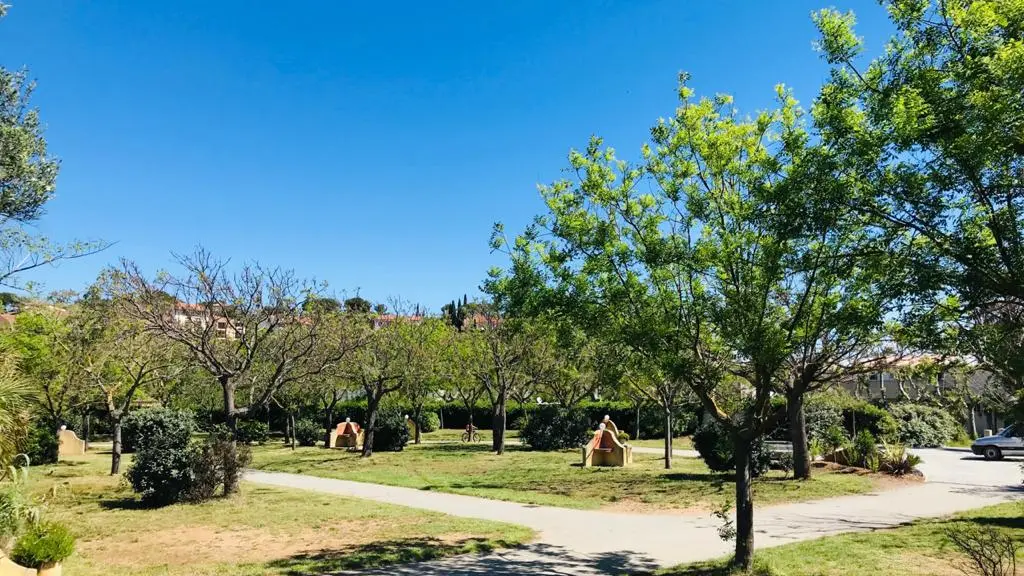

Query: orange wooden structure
[
  {"left": 581, "top": 416, "right": 633, "bottom": 467},
  {"left": 328, "top": 418, "right": 364, "bottom": 449}
]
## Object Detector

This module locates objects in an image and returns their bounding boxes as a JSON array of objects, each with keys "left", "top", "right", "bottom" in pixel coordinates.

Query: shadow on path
[{"left": 272, "top": 542, "right": 660, "bottom": 576}]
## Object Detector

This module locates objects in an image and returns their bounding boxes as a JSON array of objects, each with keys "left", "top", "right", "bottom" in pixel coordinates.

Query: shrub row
[{"left": 193, "top": 399, "right": 699, "bottom": 441}]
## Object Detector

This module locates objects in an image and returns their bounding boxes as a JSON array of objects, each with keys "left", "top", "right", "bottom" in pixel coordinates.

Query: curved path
[{"left": 245, "top": 449, "right": 1023, "bottom": 575}]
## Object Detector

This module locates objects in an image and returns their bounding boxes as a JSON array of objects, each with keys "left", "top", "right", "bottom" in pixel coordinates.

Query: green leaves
[{"left": 812, "top": 9, "right": 863, "bottom": 64}]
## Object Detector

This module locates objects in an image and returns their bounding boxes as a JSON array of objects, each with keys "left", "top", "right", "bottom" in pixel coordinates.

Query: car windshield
[{"left": 1000, "top": 425, "right": 1017, "bottom": 437}]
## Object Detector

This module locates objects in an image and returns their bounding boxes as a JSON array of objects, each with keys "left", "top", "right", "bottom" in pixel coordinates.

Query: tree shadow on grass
[
  {"left": 968, "top": 515, "right": 1024, "bottom": 530},
  {"left": 265, "top": 537, "right": 504, "bottom": 575},
  {"left": 98, "top": 497, "right": 150, "bottom": 510},
  {"left": 663, "top": 472, "right": 729, "bottom": 487}
]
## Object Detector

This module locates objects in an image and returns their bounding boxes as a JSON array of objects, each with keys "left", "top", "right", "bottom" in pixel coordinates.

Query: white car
[{"left": 971, "top": 424, "right": 1024, "bottom": 460}]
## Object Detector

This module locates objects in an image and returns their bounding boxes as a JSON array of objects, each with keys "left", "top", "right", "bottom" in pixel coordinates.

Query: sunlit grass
[
  {"left": 20, "top": 451, "right": 533, "bottom": 576},
  {"left": 657, "top": 502, "right": 1024, "bottom": 575},
  {"left": 251, "top": 442, "right": 886, "bottom": 512}
]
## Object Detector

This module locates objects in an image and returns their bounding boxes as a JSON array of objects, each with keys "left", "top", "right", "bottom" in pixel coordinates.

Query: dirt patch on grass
[
  {"left": 812, "top": 461, "right": 925, "bottom": 487},
  {"left": 81, "top": 523, "right": 390, "bottom": 568}
]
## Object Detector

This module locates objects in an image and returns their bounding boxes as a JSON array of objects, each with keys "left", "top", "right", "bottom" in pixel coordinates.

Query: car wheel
[{"left": 983, "top": 446, "right": 1003, "bottom": 461}]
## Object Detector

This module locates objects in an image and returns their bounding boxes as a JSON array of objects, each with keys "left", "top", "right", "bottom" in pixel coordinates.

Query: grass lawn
[
  {"left": 657, "top": 501, "right": 1024, "bottom": 575},
  {"left": 250, "top": 442, "right": 899, "bottom": 513},
  {"left": 18, "top": 451, "right": 533, "bottom": 576},
  {"left": 421, "top": 428, "right": 520, "bottom": 443},
  {"left": 630, "top": 437, "right": 694, "bottom": 450}
]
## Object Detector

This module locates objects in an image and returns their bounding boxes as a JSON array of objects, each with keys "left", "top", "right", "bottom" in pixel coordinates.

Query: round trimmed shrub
[
  {"left": 122, "top": 408, "right": 196, "bottom": 453},
  {"left": 293, "top": 419, "right": 321, "bottom": 447},
  {"left": 11, "top": 521, "right": 75, "bottom": 568},
  {"left": 126, "top": 409, "right": 197, "bottom": 506},
  {"left": 692, "top": 418, "right": 770, "bottom": 477},
  {"left": 235, "top": 419, "right": 269, "bottom": 445},
  {"left": 416, "top": 411, "right": 440, "bottom": 434},
  {"left": 519, "top": 405, "right": 590, "bottom": 451},
  {"left": 889, "top": 403, "right": 959, "bottom": 448},
  {"left": 842, "top": 401, "right": 898, "bottom": 442},
  {"left": 372, "top": 408, "right": 410, "bottom": 452}
]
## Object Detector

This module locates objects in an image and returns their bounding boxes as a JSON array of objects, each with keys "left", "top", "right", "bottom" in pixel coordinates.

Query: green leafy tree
[
  {"left": 813, "top": 1, "right": 1024, "bottom": 401},
  {"left": 343, "top": 313, "right": 425, "bottom": 457},
  {"left": 399, "top": 318, "right": 453, "bottom": 444},
  {"left": 492, "top": 76, "right": 891, "bottom": 568},
  {"left": 1, "top": 307, "right": 93, "bottom": 430},
  {"left": 0, "top": 6, "right": 108, "bottom": 290},
  {"left": 343, "top": 296, "right": 372, "bottom": 314},
  {"left": 77, "top": 284, "right": 183, "bottom": 474}
]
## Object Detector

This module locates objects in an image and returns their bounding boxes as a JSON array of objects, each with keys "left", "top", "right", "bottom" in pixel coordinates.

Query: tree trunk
[
  {"left": 288, "top": 412, "right": 296, "bottom": 450},
  {"left": 492, "top": 392, "right": 507, "bottom": 455},
  {"left": 110, "top": 417, "right": 123, "bottom": 475},
  {"left": 439, "top": 404, "right": 444, "bottom": 429},
  {"left": 323, "top": 405, "right": 335, "bottom": 448},
  {"left": 362, "top": 398, "right": 379, "bottom": 458},
  {"left": 82, "top": 412, "right": 91, "bottom": 451},
  {"left": 968, "top": 402, "right": 978, "bottom": 438},
  {"left": 284, "top": 413, "right": 292, "bottom": 445},
  {"left": 221, "top": 376, "right": 238, "bottom": 432},
  {"left": 732, "top": 437, "right": 755, "bottom": 570},
  {"left": 663, "top": 409, "right": 673, "bottom": 470},
  {"left": 413, "top": 407, "right": 422, "bottom": 445},
  {"left": 788, "top": 390, "right": 811, "bottom": 480},
  {"left": 635, "top": 404, "right": 641, "bottom": 440}
]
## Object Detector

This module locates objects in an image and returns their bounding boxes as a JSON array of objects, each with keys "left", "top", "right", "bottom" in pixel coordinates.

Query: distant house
[
  {"left": 838, "top": 354, "right": 1007, "bottom": 436},
  {"left": 172, "top": 302, "right": 241, "bottom": 339},
  {"left": 370, "top": 314, "right": 424, "bottom": 330}
]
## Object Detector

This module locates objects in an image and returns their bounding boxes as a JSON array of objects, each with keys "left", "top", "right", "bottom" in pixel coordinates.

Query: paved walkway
[{"left": 246, "top": 449, "right": 1024, "bottom": 575}]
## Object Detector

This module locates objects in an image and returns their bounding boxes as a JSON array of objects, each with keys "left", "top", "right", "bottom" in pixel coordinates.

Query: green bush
[
  {"left": 22, "top": 424, "right": 57, "bottom": 466},
  {"left": 822, "top": 425, "right": 850, "bottom": 461},
  {"left": 0, "top": 484, "right": 26, "bottom": 547},
  {"left": 617, "top": 431, "right": 630, "bottom": 443},
  {"left": 11, "top": 521, "right": 75, "bottom": 567},
  {"left": 878, "top": 442, "right": 922, "bottom": 476},
  {"left": 692, "top": 418, "right": 770, "bottom": 477},
  {"left": 189, "top": 427, "right": 252, "bottom": 501},
  {"left": 126, "top": 409, "right": 197, "bottom": 506},
  {"left": 235, "top": 419, "right": 269, "bottom": 445},
  {"left": 850, "top": 430, "right": 878, "bottom": 468},
  {"left": 122, "top": 408, "right": 195, "bottom": 453},
  {"left": 293, "top": 419, "right": 321, "bottom": 447},
  {"left": 519, "top": 405, "right": 591, "bottom": 451},
  {"left": 889, "top": 403, "right": 959, "bottom": 448},
  {"left": 804, "top": 394, "right": 844, "bottom": 442},
  {"left": 416, "top": 411, "right": 440, "bottom": 434},
  {"left": 842, "top": 401, "right": 898, "bottom": 441},
  {"left": 372, "top": 408, "right": 410, "bottom": 452}
]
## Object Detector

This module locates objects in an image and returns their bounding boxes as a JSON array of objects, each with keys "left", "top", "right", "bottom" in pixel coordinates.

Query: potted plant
[{"left": 10, "top": 521, "right": 75, "bottom": 576}]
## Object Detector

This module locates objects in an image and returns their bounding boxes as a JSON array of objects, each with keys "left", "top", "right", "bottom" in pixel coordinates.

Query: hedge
[{"left": 194, "top": 399, "right": 699, "bottom": 441}]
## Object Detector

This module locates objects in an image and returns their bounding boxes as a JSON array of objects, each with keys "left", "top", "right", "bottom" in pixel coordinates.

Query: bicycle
[{"left": 461, "top": 425, "right": 480, "bottom": 443}]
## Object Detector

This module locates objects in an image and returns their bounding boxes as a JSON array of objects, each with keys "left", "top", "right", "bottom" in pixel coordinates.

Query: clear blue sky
[{"left": 0, "top": 0, "right": 891, "bottom": 311}]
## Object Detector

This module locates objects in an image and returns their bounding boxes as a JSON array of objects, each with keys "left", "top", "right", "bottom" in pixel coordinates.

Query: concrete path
[{"left": 246, "top": 448, "right": 1024, "bottom": 575}]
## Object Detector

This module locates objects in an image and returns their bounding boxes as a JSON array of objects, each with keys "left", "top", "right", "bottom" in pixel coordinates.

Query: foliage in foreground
[{"left": 10, "top": 521, "right": 76, "bottom": 568}]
